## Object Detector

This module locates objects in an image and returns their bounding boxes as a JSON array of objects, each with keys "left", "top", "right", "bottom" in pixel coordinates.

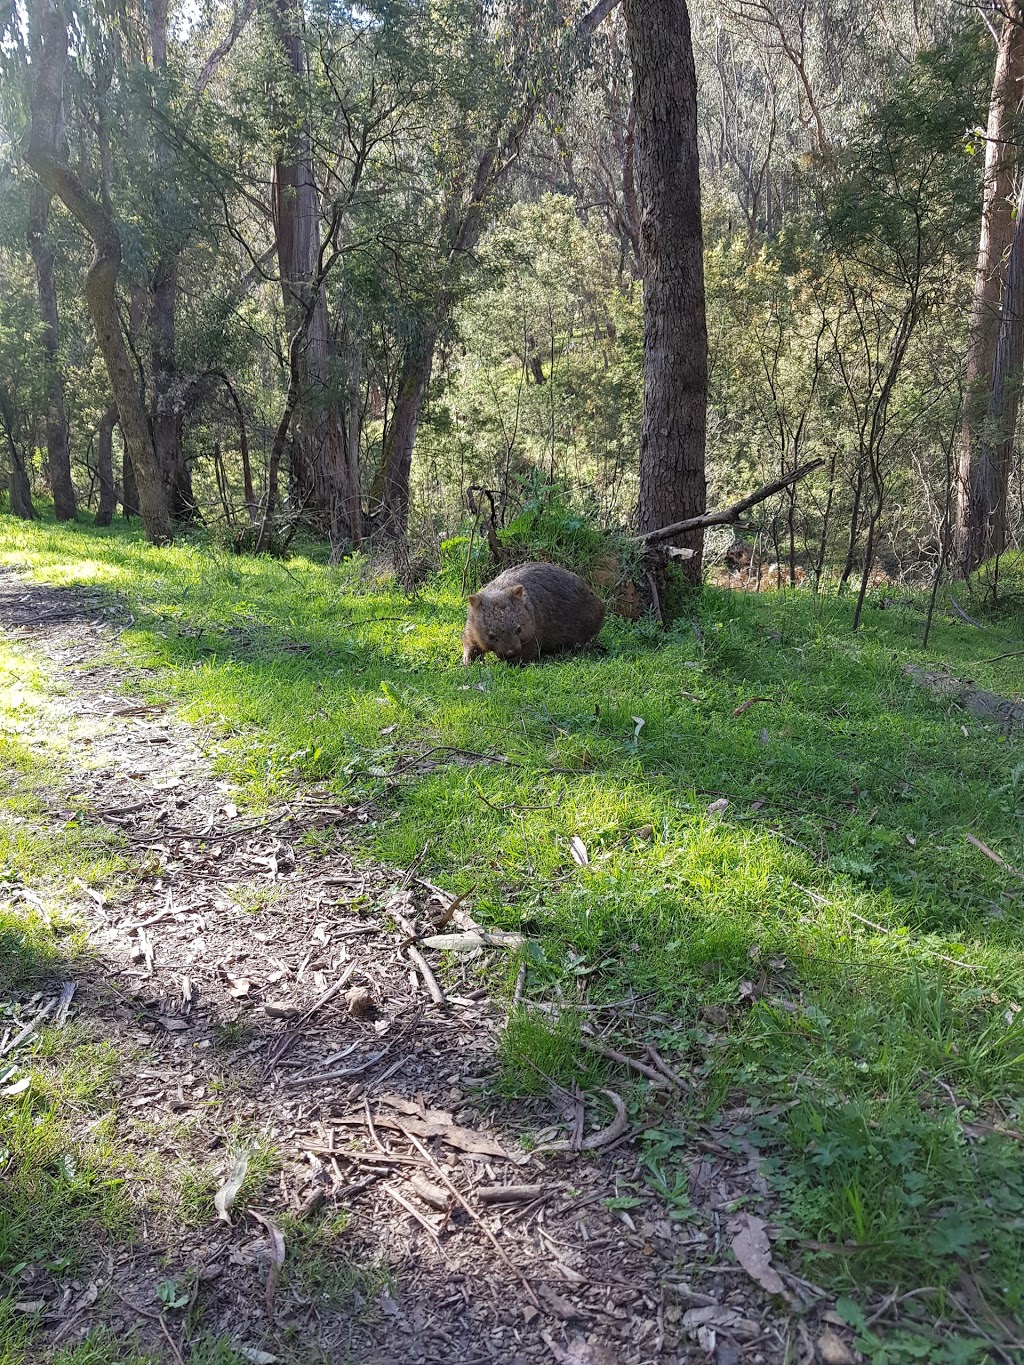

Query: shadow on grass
[{"left": 4, "top": 517, "right": 1024, "bottom": 1331}]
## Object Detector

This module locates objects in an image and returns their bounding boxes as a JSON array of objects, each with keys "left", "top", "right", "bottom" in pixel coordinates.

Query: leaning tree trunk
[
  {"left": 26, "top": 183, "right": 76, "bottom": 521},
  {"left": 24, "top": 0, "right": 171, "bottom": 544},
  {"left": 95, "top": 404, "right": 118, "bottom": 526},
  {"left": 623, "top": 0, "right": 708, "bottom": 588},
  {"left": 956, "top": 0, "right": 1024, "bottom": 572}
]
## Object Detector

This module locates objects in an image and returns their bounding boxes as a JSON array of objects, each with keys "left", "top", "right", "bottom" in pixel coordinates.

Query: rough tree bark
[
  {"left": 975, "top": 173, "right": 1024, "bottom": 555},
  {"left": 623, "top": 0, "right": 708, "bottom": 586},
  {"left": 26, "top": 183, "right": 76, "bottom": 520},
  {"left": 0, "top": 388, "right": 37, "bottom": 520},
  {"left": 266, "top": 0, "right": 358, "bottom": 545},
  {"left": 95, "top": 404, "right": 118, "bottom": 526},
  {"left": 24, "top": 0, "right": 171, "bottom": 544},
  {"left": 956, "top": 1, "right": 1024, "bottom": 572}
]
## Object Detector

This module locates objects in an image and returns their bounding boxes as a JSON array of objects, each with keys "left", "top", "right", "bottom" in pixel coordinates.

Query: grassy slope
[{"left": 2, "top": 514, "right": 1023, "bottom": 1359}]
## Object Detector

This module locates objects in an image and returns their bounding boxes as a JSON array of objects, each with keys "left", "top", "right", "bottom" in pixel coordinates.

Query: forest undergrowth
[{"left": 2, "top": 513, "right": 1024, "bottom": 1364}]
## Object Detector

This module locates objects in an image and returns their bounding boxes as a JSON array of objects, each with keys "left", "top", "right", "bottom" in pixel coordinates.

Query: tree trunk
[
  {"left": 149, "top": 262, "right": 196, "bottom": 521},
  {"left": 26, "top": 183, "right": 76, "bottom": 521},
  {"left": 955, "top": 1, "right": 1024, "bottom": 572},
  {"left": 623, "top": 0, "right": 708, "bottom": 586},
  {"left": 974, "top": 174, "right": 1024, "bottom": 558},
  {"left": 96, "top": 404, "right": 118, "bottom": 527},
  {"left": 376, "top": 328, "right": 437, "bottom": 540},
  {"left": 146, "top": 0, "right": 197, "bottom": 526},
  {"left": 24, "top": 0, "right": 171, "bottom": 544},
  {"left": 266, "top": 0, "right": 357, "bottom": 545},
  {"left": 1, "top": 389, "right": 36, "bottom": 520}
]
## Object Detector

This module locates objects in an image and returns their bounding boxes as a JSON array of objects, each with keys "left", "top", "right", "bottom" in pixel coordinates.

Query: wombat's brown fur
[{"left": 462, "top": 562, "right": 605, "bottom": 665}]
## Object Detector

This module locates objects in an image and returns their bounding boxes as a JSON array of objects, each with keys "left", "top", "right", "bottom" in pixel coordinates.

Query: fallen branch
[
  {"left": 533, "top": 1088, "right": 630, "bottom": 1155},
  {"left": 477, "top": 1183, "right": 547, "bottom": 1204},
  {"left": 636, "top": 459, "right": 825, "bottom": 545},
  {"left": 967, "top": 833, "right": 1024, "bottom": 882},
  {"left": 579, "top": 1037, "right": 671, "bottom": 1087},
  {"left": 407, "top": 945, "right": 445, "bottom": 1005},
  {"left": 904, "top": 664, "right": 1024, "bottom": 730},
  {"left": 0, "top": 995, "right": 57, "bottom": 1057},
  {"left": 395, "top": 1123, "right": 543, "bottom": 1310},
  {"left": 420, "top": 930, "right": 525, "bottom": 952}
]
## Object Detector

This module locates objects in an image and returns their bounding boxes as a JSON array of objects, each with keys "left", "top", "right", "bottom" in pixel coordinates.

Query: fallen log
[{"left": 904, "top": 664, "right": 1024, "bottom": 730}]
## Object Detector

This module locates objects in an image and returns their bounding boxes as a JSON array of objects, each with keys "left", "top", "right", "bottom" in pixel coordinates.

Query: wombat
[{"left": 462, "top": 562, "right": 605, "bottom": 665}]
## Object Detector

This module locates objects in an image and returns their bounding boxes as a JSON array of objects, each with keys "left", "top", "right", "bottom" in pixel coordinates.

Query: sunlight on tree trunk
[{"left": 955, "top": 0, "right": 1024, "bottom": 573}]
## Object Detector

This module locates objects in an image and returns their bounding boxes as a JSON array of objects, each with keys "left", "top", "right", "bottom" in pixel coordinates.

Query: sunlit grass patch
[{"left": 2, "top": 513, "right": 1024, "bottom": 1334}]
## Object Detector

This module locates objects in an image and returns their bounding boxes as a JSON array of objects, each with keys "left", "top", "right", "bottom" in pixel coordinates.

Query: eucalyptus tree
[
  {"left": 956, "top": 1, "right": 1024, "bottom": 571},
  {"left": 622, "top": 0, "right": 708, "bottom": 586}
]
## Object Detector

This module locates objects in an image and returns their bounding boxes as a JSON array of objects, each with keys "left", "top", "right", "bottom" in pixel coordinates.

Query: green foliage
[{"left": 499, "top": 1007, "right": 592, "bottom": 1096}]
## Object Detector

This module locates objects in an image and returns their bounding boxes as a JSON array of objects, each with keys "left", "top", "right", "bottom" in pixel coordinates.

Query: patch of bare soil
[{"left": 0, "top": 569, "right": 851, "bottom": 1365}]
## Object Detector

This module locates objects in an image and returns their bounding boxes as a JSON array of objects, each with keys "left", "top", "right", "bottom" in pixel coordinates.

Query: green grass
[{"left": 2, "top": 515, "right": 1024, "bottom": 1354}]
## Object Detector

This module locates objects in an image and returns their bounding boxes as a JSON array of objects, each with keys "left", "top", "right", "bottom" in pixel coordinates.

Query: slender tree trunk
[
  {"left": 24, "top": 0, "right": 171, "bottom": 544},
  {"left": 956, "top": 1, "right": 1024, "bottom": 571},
  {"left": 149, "top": 263, "right": 195, "bottom": 521},
  {"left": 1, "top": 390, "right": 37, "bottom": 520},
  {"left": 96, "top": 404, "right": 118, "bottom": 526},
  {"left": 211, "top": 370, "right": 257, "bottom": 522},
  {"left": 7, "top": 448, "right": 36, "bottom": 519},
  {"left": 623, "top": 0, "right": 708, "bottom": 586},
  {"left": 376, "top": 329, "right": 437, "bottom": 539},
  {"left": 26, "top": 183, "right": 76, "bottom": 520}
]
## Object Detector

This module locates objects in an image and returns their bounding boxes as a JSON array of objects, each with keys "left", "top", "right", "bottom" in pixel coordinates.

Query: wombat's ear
[
  {"left": 511, "top": 585, "right": 525, "bottom": 599},
  {"left": 467, "top": 594, "right": 480, "bottom": 607}
]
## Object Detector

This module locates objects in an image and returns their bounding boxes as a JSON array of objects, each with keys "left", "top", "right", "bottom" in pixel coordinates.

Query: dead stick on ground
[
  {"left": 382, "top": 1184, "right": 454, "bottom": 1264},
  {"left": 0, "top": 995, "right": 56, "bottom": 1057},
  {"left": 967, "top": 833, "right": 1024, "bottom": 882},
  {"left": 395, "top": 1123, "right": 543, "bottom": 1311},
  {"left": 846, "top": 909, "right": 981, "bottom": 971},
  {"left": 635, "top": 458, "right": 824, "bottom": 545},
  {"left": 407, "top": 944, "right": 445, "bottom": 1005},
  {"left": 645, "top": 1044, "right": 691, "bottom": 1093},
  {"left": 579, "top": 1037, "right": 670, "bottom": 1087},
  {"left": 297, "top": 962, "right": 358, "bottom": 1024},
  {"left": 512, "top": 961, "right": 527, "bottom": 1009}
]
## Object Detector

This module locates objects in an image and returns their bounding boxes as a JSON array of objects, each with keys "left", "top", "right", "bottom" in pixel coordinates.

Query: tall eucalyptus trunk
[
  {"left": 623, "top": 0, "right": 708, "bottom": 586},
  {"left": 956, "top": 1, "right": 1024, "bottom": 571},
  {"left": 266, "top": 0, "right": 357, "bottom": 544},
  {"left": 24, "top": 0, "right": 171, "bottom": 543}
]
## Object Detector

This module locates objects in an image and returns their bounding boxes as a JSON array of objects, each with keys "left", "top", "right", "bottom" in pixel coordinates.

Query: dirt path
[{"left": 0, "top": 569, "right": 830, "bottom": 1365}]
